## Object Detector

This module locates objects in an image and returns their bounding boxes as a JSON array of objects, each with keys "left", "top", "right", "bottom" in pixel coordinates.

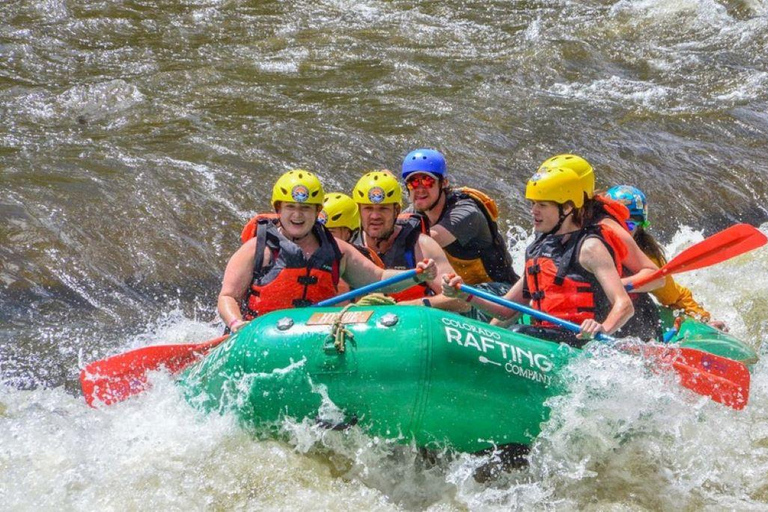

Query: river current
[{"left": 2, "top": 0, "right": 768, "bottom": 509}]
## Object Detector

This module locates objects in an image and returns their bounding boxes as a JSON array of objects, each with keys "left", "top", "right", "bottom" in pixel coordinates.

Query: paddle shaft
[
  {"left": 316, "top": 268, "right": 419, "bottom": 307},
  {"left": 459, "top": 284, "right": 613, "bottom": 341},
  {"left": 462, "top": 224, "right": 767, "bottom": 328}
]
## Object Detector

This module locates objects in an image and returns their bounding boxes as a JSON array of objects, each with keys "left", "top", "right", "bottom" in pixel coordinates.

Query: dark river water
[{"left": 2, "top": 0, "right": 768, "bottom": 509}]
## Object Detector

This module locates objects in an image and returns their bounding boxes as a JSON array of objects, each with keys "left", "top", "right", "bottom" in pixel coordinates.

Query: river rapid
[{"left": 2, "top": 0, "right": 768, "bottom": 509}]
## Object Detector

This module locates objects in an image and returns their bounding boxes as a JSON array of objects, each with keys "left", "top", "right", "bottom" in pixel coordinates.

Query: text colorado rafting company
[{"left": 441, "top": 317, "right": 554, "bottom": 386}]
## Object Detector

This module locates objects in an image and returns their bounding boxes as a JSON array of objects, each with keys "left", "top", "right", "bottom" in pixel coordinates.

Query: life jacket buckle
[
  {"left": 292, "top": 298, "right": 313, "bottom": 307},
  {"left": 297, "top": 275, "right": 319, "bottom": 285}
]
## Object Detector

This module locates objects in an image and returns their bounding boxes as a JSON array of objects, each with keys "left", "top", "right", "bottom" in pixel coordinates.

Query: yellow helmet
[
  {"left": 352, "top": 170, "right": 402, "bottom": 206},
  {"left": 537, "top": 154, "right": 595, "bottom": 200},
  {"left": 320, "top": 192, "right": 361, "bottom": 230},
  {"left": 526, "top": 166, "right": 586, "bottom": 208},
  {"left": 271, "top": 169, "right": 324, "bottom": 208}
]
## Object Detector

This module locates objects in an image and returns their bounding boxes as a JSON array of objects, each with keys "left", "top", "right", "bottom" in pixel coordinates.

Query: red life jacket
[
  {"left": 594, "top": 194, "right": 631, "bottom": 231},
  {"left": 593, "top": 195, "right": 661, "bottom": 339},
  {"left": 523, "top": 226, "right": 616, "bottom": 327},
  {"left": 592, "top": 194, "right": 631, "bottom": 274},
  {"left": 377, "top": 213, "right": 434, "bottom": 302},
  {"left": 241, "top": 213, "right": 279, "bottom": 243},
  {"left": 242, "top": 217, "right": 341, "bottom": 320}
]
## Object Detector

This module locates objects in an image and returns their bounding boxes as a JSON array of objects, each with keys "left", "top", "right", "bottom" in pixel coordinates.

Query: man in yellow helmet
[
  {"left": 352, "top": 170, "right": 467, "bottom": 311},
  {"left": 443, "top": 158, "right": 663, "bottom": 343},
  {"left": 218, "top": 170, "right": 437, "bottom": 332},
  {"left": 320, "top": 191, "right": 383, "bottom": 295}
]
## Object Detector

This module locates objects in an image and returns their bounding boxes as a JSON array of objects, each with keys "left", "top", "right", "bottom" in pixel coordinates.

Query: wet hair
[
  {"left": 633, "top": 226, "right": 667, "bottom": 264},
  {"left": 571, "top": 193, "right": 595, "bottom": 226}
]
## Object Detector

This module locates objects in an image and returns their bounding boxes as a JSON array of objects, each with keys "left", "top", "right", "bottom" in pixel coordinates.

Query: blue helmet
[
  {"left": 401, "top": 149, "right": 447, "bottom": 180},
  {"left": 606, "top": 185, "right": 648, "bottom": 221}
]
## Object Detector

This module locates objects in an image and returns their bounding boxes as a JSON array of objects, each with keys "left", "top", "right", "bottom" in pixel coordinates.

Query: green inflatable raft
[{"left": 180, "top": 306, "right": 757, "bottom": 454}]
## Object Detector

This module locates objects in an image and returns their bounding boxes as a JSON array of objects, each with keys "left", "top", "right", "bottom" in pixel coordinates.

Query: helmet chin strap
[
  {"left": 545, "top": 204, "right": 573, "bottom": 236},
  {"left": 371, "top": 220, "right": 397, "bottom": 248},
  {"left": 424, "top": 181, "right": 446, "bottom": 213}
]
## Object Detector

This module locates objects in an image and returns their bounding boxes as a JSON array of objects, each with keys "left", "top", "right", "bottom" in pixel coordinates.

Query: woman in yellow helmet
[
  {"left": 218, "top": 170, "right": 437, "bottom": 332},
  {"left": 443, "top": 157, "right": 663, "bottom": 343},
  {"left": 526, "top": 155, "right": 666, "bottom": 339}
]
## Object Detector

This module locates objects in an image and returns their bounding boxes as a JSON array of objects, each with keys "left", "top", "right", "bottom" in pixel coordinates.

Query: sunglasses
[
  {"left": 626, "top": 218, "right": 649, "bottom": 231},
  {"left": 406, "top": 175, "right": 437, "bottom": 190}
]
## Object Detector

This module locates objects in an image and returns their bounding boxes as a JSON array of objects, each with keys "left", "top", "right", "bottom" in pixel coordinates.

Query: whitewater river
[{"left": 2, "top": 0, "right": 768, "bottom": 509}]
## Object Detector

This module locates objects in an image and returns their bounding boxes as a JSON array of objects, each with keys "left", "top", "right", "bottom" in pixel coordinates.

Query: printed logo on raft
[{"left": 440, "top": 317, "right": 554, "bottom": 386}]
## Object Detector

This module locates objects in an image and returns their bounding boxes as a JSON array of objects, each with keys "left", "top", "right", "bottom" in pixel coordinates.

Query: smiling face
[
  {"left": 360, "top": 203, "right": 399, "bottom": 239},
  {"left": 406, "top": 173, "right": 441, "bottom": 212},
  {"left": 277, "top": 202, "right": 320, "bottom": 239},
  {"left": 529, "top": 200, "right": 564, "bottom": 233}
]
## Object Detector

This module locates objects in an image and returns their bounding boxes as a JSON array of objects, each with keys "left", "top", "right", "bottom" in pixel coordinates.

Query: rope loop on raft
[{"left": 327, "top": 294, "right": 396, "bottom": 353}]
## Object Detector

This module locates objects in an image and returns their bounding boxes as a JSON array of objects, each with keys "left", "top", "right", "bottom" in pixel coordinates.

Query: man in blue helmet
[{"left": 401, "top": 149, "right": 518, "bottom": 308}]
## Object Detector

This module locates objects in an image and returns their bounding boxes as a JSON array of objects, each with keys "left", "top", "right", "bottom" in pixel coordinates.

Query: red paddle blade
[
  {"left": 638, "top": 345, "right": 751, "bottom": 410},
  {"left": 633, "top": 224, "right": 767, "bottom": 289},
  {"left": 80, "top": 335, "right": 228, "bottom": 407}
]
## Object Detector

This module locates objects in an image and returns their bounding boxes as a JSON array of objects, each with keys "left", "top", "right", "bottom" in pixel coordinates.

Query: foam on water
[{"left": 0, "top": 380, "right": 401, "bottom": 510}]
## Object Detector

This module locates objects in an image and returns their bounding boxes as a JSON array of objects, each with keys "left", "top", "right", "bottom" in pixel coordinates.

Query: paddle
[
  {"left": 81, "top": 268, "right": 422, "bottom": 407},
  {"left": 627, "top": 223, "right": 767, "bottom": 290},
  {"left": 459, "top": 284, "right": 751, "bottom": 410}
]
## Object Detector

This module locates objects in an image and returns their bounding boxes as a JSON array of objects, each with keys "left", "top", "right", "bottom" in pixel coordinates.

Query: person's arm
[
  {"left": 602, "top": 218, "right": 664, "bottom": 292},
  {"left": 578, "top": 238, "right": 634, "bottom": 337},
  {"left": 442, "top": 273, "right": 526, "bottom": 321},
  {"left": 218, "top": 238, "right": 261, "bottom": 332},
  {"left": 645, "top": 254, "right": 727, "bottom": 330},
  {"left": 651, "top": 275, "right": 706, "bottom": 317},
  {"left": 337, "top": 239, "right": 437, "bottom": 292},
  {"left": 651, "top": 275, "right": 728, "bottom": 329},
  {"left": 429, "top": 199, "right": 489, "bottom": 248},
  {"left": 429, "top": 224, "right": 457, "bottom": 247},
  {"left": 397, "top": 235, "right": 470, "bottom": 312}
]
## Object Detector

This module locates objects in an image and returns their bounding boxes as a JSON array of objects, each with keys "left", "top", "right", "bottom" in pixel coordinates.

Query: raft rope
[
  {"left": 356, "top": 293, "right": 396, "bottom": 307},
  {"left": 328, "top": 294, "right": 396, "bottom": 353}
]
